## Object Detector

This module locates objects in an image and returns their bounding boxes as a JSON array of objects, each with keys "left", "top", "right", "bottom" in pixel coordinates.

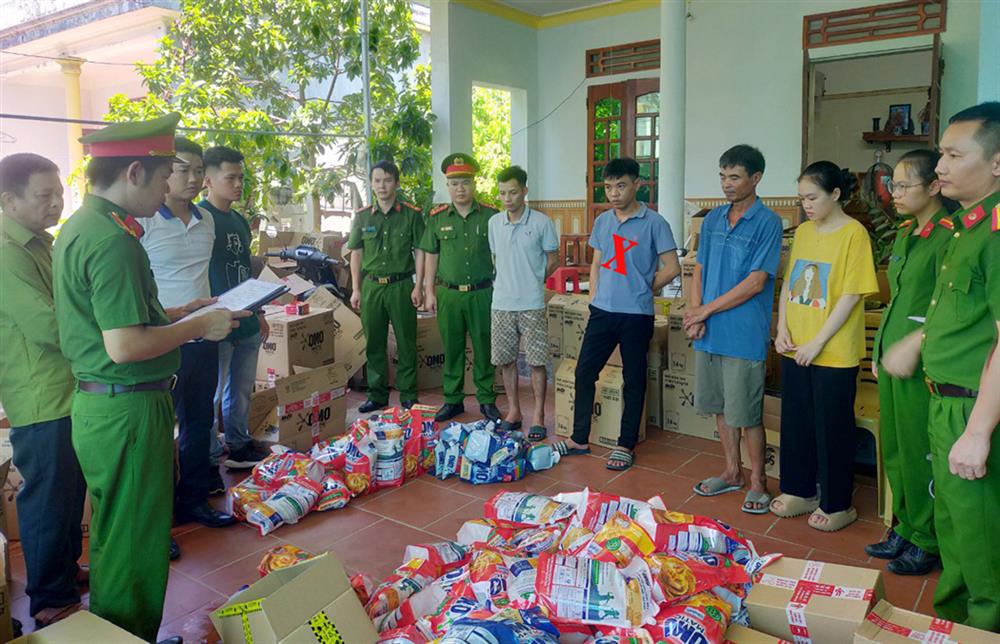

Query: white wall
[
  {"left": 0, "top": 75, "right": 71, "bottom": 170},
  {"left": 979, "top": 0, "right": 1000, "bottom": 102},
  {"left": 532, "top": 7, "right": 660, "bottom": 200},
  {"left": 431, "top": 1, "right": 538, "bottom": 198}
]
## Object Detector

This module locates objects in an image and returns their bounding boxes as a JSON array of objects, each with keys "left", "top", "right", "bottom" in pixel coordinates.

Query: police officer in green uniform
[
  {"left": 866, "top": 150, "right": 952, "bottom": 575},
  {"left": 881, "top": 102, "right": 1000, "bottom": 631},
  {"left": 420, "top": 154, "right": 502, "bottom": 424},
  {"left": 349, "top": 160, "right": 425, "bottom": 412},
  {"left": 53, "top": 113, "right": 249, "bottom": 642}
]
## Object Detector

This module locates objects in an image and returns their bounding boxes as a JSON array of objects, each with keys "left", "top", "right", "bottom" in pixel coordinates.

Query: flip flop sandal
[
  {"left": 769, "top": 493, "right": 820, "bottom": 518},
  {"left": 528, "top": 425, "right": 547, "bottom": 442},
  {"left": 606, "top": 448, "right": 633, "bottom": 471},
  {"left": 33, "top": 603, "right": 82, "bottom": 627},
  {"left": 499, "top": 420, "right": 522, "bottom": 432},
  {"left": 553, "top": 440, "right": 591, "bottom": 456},
  {"left": 742, "top": 490, "right": 773, "bottom": 515},
  {"left": 808, "top": 507, "right": 858, "bottom": 532},
  {"left": 693, "top": 476, "right": 744, "bottom": 497}
]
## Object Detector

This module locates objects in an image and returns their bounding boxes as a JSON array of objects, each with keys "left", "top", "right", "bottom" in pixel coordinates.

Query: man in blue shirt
[
  {"left": 554, "top": 158, "right": 680, "bottom": 470},
  {"left": 683, "top": 145, "right": 783, "bottom": 513}
]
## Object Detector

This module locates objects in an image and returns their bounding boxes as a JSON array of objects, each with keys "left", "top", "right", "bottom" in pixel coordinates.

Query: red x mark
[{"left": 600, "top": 233, "right": 638, "bottom": 275}]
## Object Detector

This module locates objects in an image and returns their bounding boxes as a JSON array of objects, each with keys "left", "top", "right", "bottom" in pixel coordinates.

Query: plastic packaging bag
[
  {"left": 442, "top": 607, "right": 560, "bottom": 644},
  {"left": 374, "top": 425, "right": 406, "bottom": 490},
  {"left": 483, "top": 492, "right": 576, "bottom": 529},
  {"left": 367, "top": 558, "right": 438, "bottom": 619},
  {"left": 246, "top": 476, "right": 323, "bottom": 536},
  {"left": 634, "top": 508, "right": 754, "bottom": 563},
  {"left": 251, "top": 452, "right": 323, "bottom": 488},
  {"left": 229, "top": 477, "right": 272, "bottom": 522},
  {"left": 310, "top": 434, "right": 352, "bottom": 470},
  {"left": 582, "top": 512, "right": 656, "bottom": 567},
  {"left": 345, "top": 424, "right": 378, "bottom": 497},
  {"left": 403, "top": 542, "right": 469, "bottom": 578},
  {"left": 646, "top": 551, "right": 750, "bottom": 604},
  {"left": 434, "top": 423, "right": 468, "bottom": 480},
  {"left": 257, "top": 544, "right": 312, "bottom": 577},
  {"left": 315, "top": 471, "right": 351, "bottom": 511},
  {"left": 554, "top": 489, "right": 666, "bottom": 532}
]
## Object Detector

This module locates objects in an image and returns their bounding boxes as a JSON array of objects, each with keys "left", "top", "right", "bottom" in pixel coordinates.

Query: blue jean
[
  {"left": 10, "top": 416, "right": 86, "bottom": 616},
  {"left": 211, "top": 332, "right": 260, "bottom": 463}
]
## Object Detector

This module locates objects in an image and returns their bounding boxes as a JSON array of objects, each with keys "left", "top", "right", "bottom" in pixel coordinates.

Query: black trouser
[
  {"left": 572, "top": 306, "right": 654, "bottom": 451},
  {"left": 10, "top": 416, "right": 86, "bottom": 616},
  {"left": 173, "top": 340, "right": 219, "bottom": 511},
  {"left": 778, "top": 357, "right": 858, "bottom": 513}
]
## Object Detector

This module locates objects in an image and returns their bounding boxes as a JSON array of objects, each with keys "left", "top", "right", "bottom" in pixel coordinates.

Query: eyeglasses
[{"left": 887, "top": 181, "right": 927, "bottom": 195}]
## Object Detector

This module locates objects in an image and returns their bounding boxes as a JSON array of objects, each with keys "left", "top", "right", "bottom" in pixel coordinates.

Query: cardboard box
[
  {"left": 763, "top": 394, "right": 781, "bottom": 432},
  {"left": 646, "top": 365, "right": 663, "bottom": 427},
  {"left": 257, "top": 307, "right": 336, "bottom": 381},
  {"left": 661, "top": 371, "right": 717, "bottom": 440},
  {"left": 653, "top": 296, "right": 673, "bottom": 318},
  {"left": 305, "top": 288, "right": 367, "bottom": 379},
  {"left": 854, "top": 599, "right": 1000, "bottom": 643},
  {"left": 10, "top": 610, "right": 145, "bottom": 642},
  {"left": 747, "top": 557, "right": 884, "bottom": 643},
  {"left": 681, "top": 255, "right": 697, "bottom": 297},
  {"left": 666, "top": 301, "right": 695, "bottom": 375},
  {"left": 561, "top": 295, "right": 590, "bottom": 361},
  {"left": 546, "top": 294, "right": 576, "bottom": 358},
  {"left": 0, "top": 532, "right": 9, "bottom": 642},
  {"left": 258, "top": 266, "right": 316, "bottom": 305},
  {"left": 592, "top": 365, "right": 645, "bottom": 448},
  {"left": 388, "top": 314, "right": 445, "bottom": 391},
  {"left": 554, "top": 359, "right": 577, "bottom": 438},
  {"left": 463, "top": 342, "right": 505, "bottom": 395},
  {"left": 251, "top": 365, "right": 348, "bottom": 452},
  {"left": 740, "top": 428, "right": 780, "bottom": 479},
  {"left": 0, "top": 430, "right": 91, "bottom": 541},
  {"left": 723, "top": 624, "right": 788, "bottom": 643},
  {"left": 211, "top": 551, "right": 378, "bottom": 644},
  {"left": 648, "top": 315, "right": 669, "bottom": 368}
]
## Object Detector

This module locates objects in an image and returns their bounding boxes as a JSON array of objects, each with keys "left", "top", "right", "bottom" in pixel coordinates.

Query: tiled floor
[{"left": 7, "top": 380, "right": 940, "bottom": 642}]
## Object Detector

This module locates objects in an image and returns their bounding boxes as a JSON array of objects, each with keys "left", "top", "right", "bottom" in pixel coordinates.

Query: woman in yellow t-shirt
[{"left": 770, "top": 161, "right": 879, "bottom": 531}]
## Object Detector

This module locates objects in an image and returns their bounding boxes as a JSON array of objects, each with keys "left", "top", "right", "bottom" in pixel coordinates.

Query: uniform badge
[{"left": 364, "top": 226, "right": 377, "bottom": 234}]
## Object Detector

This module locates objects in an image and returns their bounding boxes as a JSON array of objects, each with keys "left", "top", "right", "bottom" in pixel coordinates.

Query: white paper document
[{"left": 202, "top": 279, "right": 290, "bottom": 312}]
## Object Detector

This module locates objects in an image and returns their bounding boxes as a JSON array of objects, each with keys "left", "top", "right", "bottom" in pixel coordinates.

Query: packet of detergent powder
[
  {"left": 403, "top": 542, "right": 469, "bottom": 577},
  {"left": 645, "top": 551, "right": 751, "bottom": 603},
  {"left": 465, "top": 548, "right": 511, "bottom": 610},
  {"left": 534, "top": 553, "right": 662, "bottom": 628},
  {"left": 376, "top": 624, "right": 431, "bottom": 644},
  {"left": 309, "top": 434, "right": 351, "bottom": 470},
  {"left": 503, "top": 524, "right": 566, "bottom": 556},
  {"left": 245, "top": 476, "right": 323, "bottom": 536},
  {"left": 554, "top": 489, "right": 667, "bottom": 532},
  {"left": 635, "top": 507, "right": 754, "bottom": 563},
  {"left": 344, "top": 424, "right": 378, "bottom": 496},
  {"left": 257, "top": 544, "right": 312, "bottom": 577},
  {"left": 434, "top": 423, "right": 467, "bottom": 480},
  {"left": 442, "top": 607, "right": 560, "bottom": 644},
  {"left": 374, "top": 566, "right": 471, "bottom": 633},
  {"left": 639, "top": 591, "right": 733, "bottom": 643},
  {"left": 559, "top": 525, "right": 596, "bottom": 555},
  {"left": 229, "top": 477, "right": 272, "bottom": 522},
  {"left": 314, "top": 470, "right": 351, "bottom": 511},
  {"left": 408, "top": 404, "right": 440, "bottom": 475},
  {"left": 583, "top": 511, "right": 656, "bottom": 567},
  {"left": 483, "top": 492, "right": 577, "bottom": 529},
  {"left": 373, "top": 423, "right": 406, "bottom": 490},
  {"left": 455, "top": 519, "right": 516, "bottom": 547},
  {"left": 503, "top": 556, "right": 539, "bottom": 608},
  {"left": 251, "top": 452, "right": 323, "bottom": 488},
  {"left": 424, "top": 592, "right": 481, "bottom": 636},
  {"left": 366, "top": 558, "right": 438, "bottom": 619},
  {"left": 351, "top": 572, "right": 378, "bottom": 606}
]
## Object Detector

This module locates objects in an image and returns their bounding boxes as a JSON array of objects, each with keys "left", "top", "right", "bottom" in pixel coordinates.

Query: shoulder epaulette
[
  {"left": 898, "top": 219, "right": 914, "bottom": 229},
  {"left": 961, "top": 204, "right": 988, "bottom": 230},
  {"left": 355, "top": 204, "right": 373, "bottom": 215},
  {"left": 429, "top": 204, "right": 449, "bottom": 216},
  {"left": 478, "top": 201, "right": 499, "bottom": 213},
  {"left": 400, "top": 201, "right": 422, "bottom": 212},
  {"left": 938, "top": 217, "right": 954, "bottom": 230},
  {"left": 992, "top": 204, "right": 999, "bottom": 233}
]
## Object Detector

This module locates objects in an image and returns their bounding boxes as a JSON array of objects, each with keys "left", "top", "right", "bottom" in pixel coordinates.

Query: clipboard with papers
[{"left": 202, "top": 279, "right": 290, "bottom": 313}]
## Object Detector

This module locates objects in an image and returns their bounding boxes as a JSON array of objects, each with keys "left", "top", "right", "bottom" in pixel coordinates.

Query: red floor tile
[
  {"left": 678, "top": 492, "right": 780, "bottom": 536},
  {"left": 740, "top": 532, "right": 812, "bottom": 560},
  {"left": 542, "top": 452, "right": 628, "bottom": 489},
  {"left": 768, "top": 513, "right": 889, "bottom": 561},
  {"left": 171, "top": 523, "right": 280, "bottom": 578},
  {"left": 915, "top": 578, "right": 939, "bottom": 616},
  {"left": 157, "top": 597, "right": 224, "bottom": 643},
  {"left": 357, "top": 479, "right": 479, "bottom": 529},
  {"left": 631, "top": 439, "right": 700, "bottom": 474},
  {"left": 161, "top": 570, "right": 225, "bottom": 625},
  {"left": 326, "top": 518, "right": 440, "bottom": 580},
  {"left": 276, "top": 506, "right": 383, "bottom": 553},
  {"left": 600, "top": 467, "right": 697, "bottom": 509},
  {"left": 853, "top": 484, "right": 882, "bottom": 524},
  {"left": 423, "top": 500, "right": 488, "bottom": 541}
]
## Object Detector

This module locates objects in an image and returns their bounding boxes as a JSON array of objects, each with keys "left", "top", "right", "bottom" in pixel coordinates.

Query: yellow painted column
[{"left": 58, "top": 57, "right": 85, "bottom": 206}]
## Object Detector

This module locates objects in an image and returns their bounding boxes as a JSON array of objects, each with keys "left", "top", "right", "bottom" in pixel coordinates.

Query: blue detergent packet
[{"left": 442, "top": 607, "right": 559, "bottom": 644}]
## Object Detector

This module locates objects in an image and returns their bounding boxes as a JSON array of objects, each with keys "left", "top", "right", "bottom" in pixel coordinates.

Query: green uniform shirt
[
  {"left": 922, "top": 191, "right": 1000, "bottom": 390},
  {"left": 873, "top": 208, "right": 952, "bottom": 366},
  {"left": 347, "top": 200, "right": 425, "bottom": 276},
  {"left": 0, "top": 217, "right": 75, "bottom": 426},
  {"left": 418, "top": 201, "right": 497, "bottom": 285},
  {"left": 200, "top": 199, "right": 260, "bottom": 340},
  {"left": 53, "top": 194, "right": 180, "bottom": 385}
]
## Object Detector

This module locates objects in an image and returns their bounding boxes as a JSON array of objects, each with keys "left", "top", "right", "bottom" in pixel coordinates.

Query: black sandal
[
  {"left": 553, "top": 440, "right": 591, "bottom": 456},
  {"left": 606, "top": 448, "right": 633, "bottom": 471},
  {"left": 528, "top": 425, "right": 547, "bottom": 442}
]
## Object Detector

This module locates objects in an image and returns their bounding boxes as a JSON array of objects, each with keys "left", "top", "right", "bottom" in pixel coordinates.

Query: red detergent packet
[
  {"left": 483, "top": 492, "right": 577, "bottom": 529},
  {"left": 646, "top": 551, "right": 751, "bottom": 603},
  {"left": 635, "top": 507, "right": 755, "bottom": 562},
  {"left": 554, "top": 489, "right": 666, "bottom": 532},
  {"left": 366, "top": 558, "right": 438, "bottom": 619},
  {"left": 403, "top": 542, "right": 470, "bottom": 577},
  {"left": 583, "top": 511, "right": 656, "bottom": 567}
]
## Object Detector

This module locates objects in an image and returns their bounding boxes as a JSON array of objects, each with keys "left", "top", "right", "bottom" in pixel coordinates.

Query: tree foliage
[
  {"left": 472, "top": 85, "right": 511, "bottom": 204},
  {"left": 105, "top": 0, "right": 434, "bottom": 218}
]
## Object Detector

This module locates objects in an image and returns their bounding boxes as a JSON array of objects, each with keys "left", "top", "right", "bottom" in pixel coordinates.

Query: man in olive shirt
[
  {"left": 53, "top": 113, "right": 248, "bottom": 641},
  {"left": 349, "top": 160, "right": 425, "bottom": 412},
  {"left": 882, "top": 102, "right": 1000, "bottom": 630},
  {"left": 202, "top": 145, "right": 271, "bottom": 472},
  {"left": 0, "top": 153, "right": 85, "bottom": 627},
  {"left": 421, "top": 153, "right": 501, "bottom": 424}
]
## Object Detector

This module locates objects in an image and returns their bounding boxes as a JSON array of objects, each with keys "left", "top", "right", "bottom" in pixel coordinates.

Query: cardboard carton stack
[
  {"left": 661, "top": 300, "right": 717, "bottom": 440},
  {"left": 305, "top": 288, "right": 367, "bottom": 380},
  {"left": 256, "top": 306, "right": 336, "bottom": 381},
  {"left": 554, "top": 360, "right": 646, "bottom": 448},
  {"left": 739, "top": 394, "right": 781, "bottom": 478}
]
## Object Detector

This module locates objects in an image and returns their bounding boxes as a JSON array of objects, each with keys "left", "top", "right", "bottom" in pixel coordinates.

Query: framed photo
[{"left": 888, "top": 104, "right": 911, "bottom": 135}]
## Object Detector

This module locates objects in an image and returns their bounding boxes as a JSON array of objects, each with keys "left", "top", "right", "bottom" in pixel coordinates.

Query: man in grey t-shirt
[{"left": 488, "top": 166, "right": 559, "bottom": 440}]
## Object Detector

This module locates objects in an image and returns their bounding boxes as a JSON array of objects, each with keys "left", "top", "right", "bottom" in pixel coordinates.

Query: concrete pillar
[
  {"left": 657, "top": 0, "right": 686, "bottom": 249},
  {"left": 430, "top": 0, "right": 453, "bottom": 200},
  {"left": 58, "top": 57, "right": 85, "bottom": 206},
  {"left": 978, "top": 0, "right": 999, "bottom": 102}
]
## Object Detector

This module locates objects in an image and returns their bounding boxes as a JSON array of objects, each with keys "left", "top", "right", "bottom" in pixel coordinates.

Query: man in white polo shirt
[
  {"left": 489, "top": 166, "right": 559, "bottom": 440},
  {"left": 141, "top": 137, "right": 234, "bottom": 529}
]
